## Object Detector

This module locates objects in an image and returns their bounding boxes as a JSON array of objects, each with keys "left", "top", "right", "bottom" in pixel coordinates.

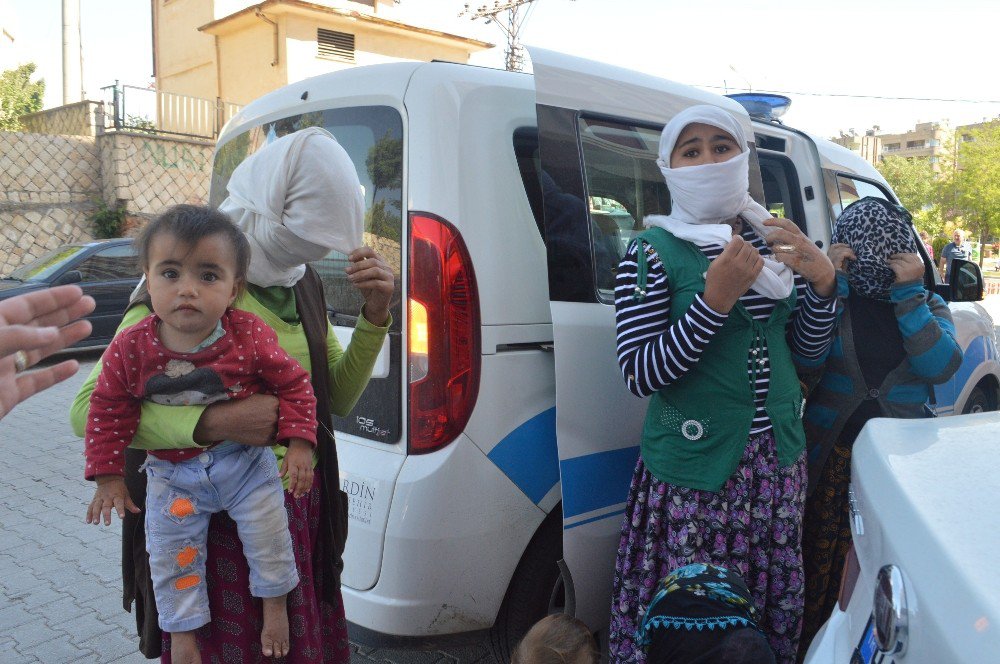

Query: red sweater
[{"left": 85, "top": 309, "right": 317, "bottom": 480}]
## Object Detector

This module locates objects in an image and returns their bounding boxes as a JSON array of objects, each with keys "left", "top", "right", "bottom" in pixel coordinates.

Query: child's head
[
  {"left": 138, "top": 204, "right": 251, "bottom": 334},
  {"left": 512, "top": 614, "right": 598, "bottom": 664}
]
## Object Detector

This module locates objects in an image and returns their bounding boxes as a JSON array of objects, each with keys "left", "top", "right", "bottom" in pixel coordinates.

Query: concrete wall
[
  {"left": 0, "top": 129, "right": 214, "bottom": 274},
  {"left": 20, "top": 101, "right": 102, "bottom": 138}
]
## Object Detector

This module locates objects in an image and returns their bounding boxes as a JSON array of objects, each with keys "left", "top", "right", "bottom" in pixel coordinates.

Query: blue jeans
[{"left": 142, "top": 442, "right": 299, "bottom": 633}]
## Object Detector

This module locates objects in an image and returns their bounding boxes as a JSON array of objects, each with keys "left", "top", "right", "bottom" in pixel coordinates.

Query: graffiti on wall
[{"left": 141, "top": 141, "right": 210, "bottom": 172}]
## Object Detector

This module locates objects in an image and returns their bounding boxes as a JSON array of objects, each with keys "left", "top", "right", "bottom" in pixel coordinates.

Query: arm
[
  {"left": 891, "top": 280, "right": 963, "bottom": 382},
  {"left": 251, "top": 319, "right": 318, "bottom": 447},
  {"left": 70, "top": 305, "right": 206, "bottom": 448},
  {"left": 787, "top": 276, "right": 839, "bottom": 367},
  {"left": 84, "top": 335, "right": 141, "bottom": 480},
  {"left": 327, "top": 308, "right": 391, "bottom": 416},
  {"left": 615, "top": 241, "right": 728, "bottom": 398}
]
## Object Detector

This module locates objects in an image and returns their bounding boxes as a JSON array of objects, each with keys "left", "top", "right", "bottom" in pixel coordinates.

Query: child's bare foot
[
  {"left": 170, "top": 630, "right": 200, "bottom": 664},
  {"left": 261, "top": 595, "right": 290, "bottom": 658}
]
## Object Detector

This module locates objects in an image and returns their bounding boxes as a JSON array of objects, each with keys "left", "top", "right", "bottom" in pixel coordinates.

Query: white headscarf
[
  {"left": 219, "top": 127, "right": 365, "bottom": 288},
  {"left": 644, "top": 105, "right": 793, "bottom": 299}
]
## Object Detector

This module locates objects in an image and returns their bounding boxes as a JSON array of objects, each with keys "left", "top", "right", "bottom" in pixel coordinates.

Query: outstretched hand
[
  {"left": 0, "top": 285, "right": 95, "bottom": 420},
  {"left": 345, "top": 247, "right": 394, "bottom": 327}
]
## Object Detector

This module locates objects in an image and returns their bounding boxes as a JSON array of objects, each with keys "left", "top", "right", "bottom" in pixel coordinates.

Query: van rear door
[{"left": 528, "top": 47, "right": 762, "bottom": 630}]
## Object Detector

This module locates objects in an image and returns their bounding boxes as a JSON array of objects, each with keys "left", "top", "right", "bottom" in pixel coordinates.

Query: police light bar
[{"left": 726, "top": 93, "right": 792, "bottom": 121}]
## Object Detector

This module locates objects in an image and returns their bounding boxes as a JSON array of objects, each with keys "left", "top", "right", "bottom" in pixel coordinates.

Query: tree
[
  {"left": 949, "top": 122, "right": 1000, "bottom": 265},
  {"left": 365, "top": 131, "right": 403, "bottom": 204},
  {"left": 877, "top": 155, "right": 938, "bottom": 214},
  {"left": 0, "top": 63, "right": 45, "bottom": 131}
]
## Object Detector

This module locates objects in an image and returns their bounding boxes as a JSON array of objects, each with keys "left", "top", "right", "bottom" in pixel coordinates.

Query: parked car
[
  {"left": 803, "top": 413, "right": 1000, "bottom": 663},
  {"left": 0, "top": 239, "right": 140, "bottom": 348},
  {"left": 208, "top": 49, "right": 998, "bottom": 658}
]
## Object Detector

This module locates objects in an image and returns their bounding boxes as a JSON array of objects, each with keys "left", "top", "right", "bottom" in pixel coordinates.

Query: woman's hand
[
  {"left": 763, "top": 218, "right": 836, "bottom": 297},
  {"left": 194, "top": 394, "right": 279, "bottom": 447},
  {"left": 0, "top": 285, "right": 95, "bottom": 420},
  {"left": 703, "top": 235, "right": 764, "bottom": 313},
  {"left": 346, "top": 247, "right": 394, "bottom": 327},
  {"left": 828, "top": 243, "right": 857, "bottom": 272},
  {"left": 888, "top": 253, "right": 925, "bottom": 283}
]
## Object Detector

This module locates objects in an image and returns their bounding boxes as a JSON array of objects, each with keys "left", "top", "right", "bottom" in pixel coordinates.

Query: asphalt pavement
[{"left": 0, "top": 351, "right": 493, "bottom": 663}]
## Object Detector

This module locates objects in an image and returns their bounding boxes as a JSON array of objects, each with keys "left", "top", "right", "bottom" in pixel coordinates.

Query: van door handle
[{"left": 848, "top": 486, "right": 864, "bottom": 536}]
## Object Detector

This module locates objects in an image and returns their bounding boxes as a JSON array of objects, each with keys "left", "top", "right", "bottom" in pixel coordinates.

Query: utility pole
[
  {"left": 62, "top": 0, "right": 83, "bottom": 104},
  {"left": 459, "top": 1, "right": 536, "bottom": 72}
]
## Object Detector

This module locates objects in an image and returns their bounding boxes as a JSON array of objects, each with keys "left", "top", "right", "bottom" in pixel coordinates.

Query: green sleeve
[
  {"left": 69, "top": 305, "right": 206, "bottom": 449},
  {"left": 328, "top": 307, "right": 392, "bottom": 417}
]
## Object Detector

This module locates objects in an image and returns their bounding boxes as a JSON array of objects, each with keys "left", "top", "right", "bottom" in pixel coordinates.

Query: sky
[{"left": 4, "top": 0, "right": 1000, "bottom": 138}]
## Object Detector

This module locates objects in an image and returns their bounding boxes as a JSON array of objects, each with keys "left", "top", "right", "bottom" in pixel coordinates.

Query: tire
[
  {"left": 488, "top": 509, "right": 564, "bottom": 663},
  {"left": 962, "top": 384, "right": 997, "bottom": 414}
]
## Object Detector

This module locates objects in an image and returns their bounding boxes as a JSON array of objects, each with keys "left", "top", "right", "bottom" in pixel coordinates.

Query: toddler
[{"left": 84, "top": 205, "right": 317, "bottom": 662}]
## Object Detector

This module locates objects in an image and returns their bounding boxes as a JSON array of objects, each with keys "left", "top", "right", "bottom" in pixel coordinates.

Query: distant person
[
  {"left": 512, "top": 614, "right": 599, "bottom": 664},
  {"left": 797, "top": 198, "right": 962, "bottom": 658},
  {"left": 0, "top": 285, "right": 94, "bottom": 421},
  {"left": 636, "top": 563, "right": 776, "bottom": 664},
  {"left": 84, "top": 206, "right": 319, "bottom": 662},
  {"left": 939, "top": 229, "right": 971, "bottom": 282},
  {"left": 919, "top": 230, "right": 934, "bottom": 260}
]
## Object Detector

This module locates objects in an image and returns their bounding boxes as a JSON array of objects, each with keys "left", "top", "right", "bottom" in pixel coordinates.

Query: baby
[{"left": 84, "top": 205, "right": 317, "bottom": 662}]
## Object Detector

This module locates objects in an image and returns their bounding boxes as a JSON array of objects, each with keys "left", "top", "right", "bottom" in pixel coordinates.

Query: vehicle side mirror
[
  {"left": 56, "top": 270, "right": 83, "bottom": 285},
  {"left": 935, "top": 258, "right": 983, "bottom": 302}
]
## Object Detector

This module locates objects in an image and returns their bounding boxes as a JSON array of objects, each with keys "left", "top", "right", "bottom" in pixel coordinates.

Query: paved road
[{"left": 0, "top": 353, "right": 494, "bottom": 663}]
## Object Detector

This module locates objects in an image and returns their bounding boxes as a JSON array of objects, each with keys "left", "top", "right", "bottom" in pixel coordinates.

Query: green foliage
[
  {"left": 948, "top": 122, "right": 1000, "bottom": 264},
  {"left": 365, "top": 131, "right": 403, "bottom": 202},
  {"left": 0, "top": 63, "right": 45, "bottom": 131},
  {"left": 125, "top": 113, "right": 156, "bottom": 134},
  {"left": 877, "top": 155, "right": 939, "bottom": 214},
  {"left": 932, "top": 235, "right": 948, "bottom": 258},
  {"left": 90, "top": 200, "right": 126, "bottom": 239},
  {"left": 365, "top": 199, "right": 401, "bottom": 243}
]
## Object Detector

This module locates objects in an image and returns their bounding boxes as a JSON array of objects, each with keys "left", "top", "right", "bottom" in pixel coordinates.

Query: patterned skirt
[
  {"left": 160, "top": 473, "right": 351, "bottom": 664},
  {"left": 608, "top": 430, "right": 807, "bottom": 664},
  {"left": 798, "top": 439, "right": 854, "bottom": 661}
]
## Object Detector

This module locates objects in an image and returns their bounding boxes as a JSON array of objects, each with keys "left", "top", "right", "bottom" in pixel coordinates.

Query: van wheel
[
  {"left": 962, "top": 384, "right": 997, "bottom": 414},
  {"left": 488, "top": 509, "right": 563, "bottom": 663}
]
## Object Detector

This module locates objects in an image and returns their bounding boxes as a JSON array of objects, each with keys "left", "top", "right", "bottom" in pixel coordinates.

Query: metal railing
[{"left": 100, "top": 83, "right": 242, "bottom": 140}]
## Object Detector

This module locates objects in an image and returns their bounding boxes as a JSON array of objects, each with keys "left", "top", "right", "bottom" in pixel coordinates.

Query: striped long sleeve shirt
[{"left": 615, "top": 224, "right": 838, "bottom": 434}]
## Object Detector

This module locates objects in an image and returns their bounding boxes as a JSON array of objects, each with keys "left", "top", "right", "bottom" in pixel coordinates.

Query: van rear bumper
[{"left": 342, "top": 433, "right": 545, "bottom": 638}]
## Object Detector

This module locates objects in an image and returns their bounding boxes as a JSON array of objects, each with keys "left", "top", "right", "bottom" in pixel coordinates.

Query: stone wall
[
  {"left": 20, "top": 101, "right": 102, "bottom": 138},
  {"left": 0, "top": 130, "right": 214, "bottom": 274},
  {"left": 0, "top": 131, "right": 101, "bottom": 274}
]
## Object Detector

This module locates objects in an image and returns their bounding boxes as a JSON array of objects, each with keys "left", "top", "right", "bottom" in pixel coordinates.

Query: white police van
[{"left": 209, "top": 48, "right": 999, "bottom": 658}]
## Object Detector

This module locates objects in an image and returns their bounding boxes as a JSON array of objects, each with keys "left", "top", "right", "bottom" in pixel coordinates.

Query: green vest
[{"left": 634, "top": 228, "right": 806, "bottom": 491}]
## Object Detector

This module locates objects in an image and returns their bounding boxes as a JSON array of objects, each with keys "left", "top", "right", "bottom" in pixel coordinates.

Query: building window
[
  {"left": 906, "top": 139, "right": 925, "bottom": 148},
  {"left": 928, "top": 139, "right": 940, "bottom": 147},
  {"left": 317, "top": 28, "right": 355, "bottom": 62},
  {"left": 884, "top": 143, "right": 900, "bottom": 151}
]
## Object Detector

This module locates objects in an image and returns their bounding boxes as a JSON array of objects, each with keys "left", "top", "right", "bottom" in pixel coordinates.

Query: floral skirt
[
  {"left": 160, "top": 473, "right": 351, "bottom": 663},
  {"left": 798, "top": 438, "right": 854, "bottom": 661},
  {"left": 608, "top": 430, "right": 807, "bottom": 664}
]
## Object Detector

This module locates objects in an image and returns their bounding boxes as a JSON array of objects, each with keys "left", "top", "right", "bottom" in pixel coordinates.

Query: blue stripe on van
[
  {"left": 934, "top": 334, "right": 987, "bottom": 410},
  {"left": 487, "top": 407, "right": 560, "bottom": 504},
  {"left": 560, "top": 446, "right": 639, "bottom": 519}
]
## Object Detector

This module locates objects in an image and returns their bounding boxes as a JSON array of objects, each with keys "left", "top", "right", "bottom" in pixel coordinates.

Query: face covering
[
  {"left": 833, "top": 197, "right": 919, "bottom": 298},
  {"left": 644, "top": 105, "right": 794, "bottom": 300},
  {"left": 219, "top": 127, "right": 365, "bottom": 288}
]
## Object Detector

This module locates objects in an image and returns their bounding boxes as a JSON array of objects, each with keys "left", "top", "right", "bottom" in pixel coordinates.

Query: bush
[
  {"left": 91, "top": 200, "right": 126, "bottom": 239},
  {"left": 932, "top": 236, "right": 948, "bottom": 258}
]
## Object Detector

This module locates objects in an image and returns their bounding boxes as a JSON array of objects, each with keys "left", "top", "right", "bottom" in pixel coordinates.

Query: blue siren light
[{"left": 726, "top": 93, "right": 792, "bottom": 121}]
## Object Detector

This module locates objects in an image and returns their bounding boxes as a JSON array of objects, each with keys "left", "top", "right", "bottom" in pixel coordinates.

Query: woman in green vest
[{"left": 608, "top": 105, "right": 837, "bottom": 664}]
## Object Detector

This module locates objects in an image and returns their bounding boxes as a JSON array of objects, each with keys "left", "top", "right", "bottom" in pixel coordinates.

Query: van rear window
[{"left": 210, "top": 106, "right": 403, "bottom": 444}]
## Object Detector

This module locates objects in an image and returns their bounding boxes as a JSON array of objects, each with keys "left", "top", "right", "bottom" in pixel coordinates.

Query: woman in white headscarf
[
  {"left": 608, "top": 106, "right": 837, "bottom": 664},
  {"left": 71, "top": 128, "right": 394, "bottom": 663}
]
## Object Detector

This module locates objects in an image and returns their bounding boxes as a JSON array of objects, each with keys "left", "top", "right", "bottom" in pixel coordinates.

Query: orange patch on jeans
[
  {"left": 175, "top": 546, "right": 197, "bottom": 568},
  {"left": 169, "top": 497, "right": 195, "bottom": 518},
  {"left": 174, "top": 574, "right": 200, "bottom": 591}
]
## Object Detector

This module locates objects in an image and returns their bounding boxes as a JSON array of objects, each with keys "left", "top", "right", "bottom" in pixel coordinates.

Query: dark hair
[
  {"left": 137, "top": 204, "right": 250, "bottom": 283},
  {"left": 512, "top": 615, "right": 599, "bottom": 664},
  {"left": 715, "top": 628, "right": 776, "bottom": 664}
]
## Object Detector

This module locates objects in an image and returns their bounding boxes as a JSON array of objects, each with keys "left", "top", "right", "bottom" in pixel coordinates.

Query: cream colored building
[
  {"left": 878, "top": 121, "right": 951, "bottom": 165},
  {"left": 831, "top": 130, "right": 882, "bottom": 166},
  {"left": 152, "top": 0, "right": 493, "bottom": 106}
]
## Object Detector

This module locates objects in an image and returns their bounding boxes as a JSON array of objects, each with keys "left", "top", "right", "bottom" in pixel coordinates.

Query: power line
[{"left": 695, "top": 84, "right": 1000, "bottom": 104}]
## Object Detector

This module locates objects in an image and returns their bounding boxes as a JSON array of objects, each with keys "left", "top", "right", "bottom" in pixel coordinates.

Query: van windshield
[{"left": 210, "top": 106, "right": 403, "bottom": 444}]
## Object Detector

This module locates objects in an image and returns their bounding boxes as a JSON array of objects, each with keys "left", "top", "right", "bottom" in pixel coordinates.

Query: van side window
[
  {"left": 513, "top": 127, "right": 545, "bottom": 240},
  {"left": 829, "top": 173, "right": 892, "bottom": 218},
  {"left": 577, "top": 116, "right": 670, "bottom": 303},
  {"left": 209, "top": 106, "right": 404, "bottom": 444},
  {"left": 757, "top": 154, "right": 806, "bottom": 233}
]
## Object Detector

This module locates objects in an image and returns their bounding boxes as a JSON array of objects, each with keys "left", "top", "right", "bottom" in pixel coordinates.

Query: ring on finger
[
  {"left": 774, "top": 244, "right": 796, "bottom": 253},
  {"left": 13, "top": 350, "right": 28, "bottom": 373}
]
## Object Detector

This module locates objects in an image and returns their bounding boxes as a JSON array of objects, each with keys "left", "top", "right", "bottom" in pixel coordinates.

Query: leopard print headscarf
[{"left": 832, "top": 197, "right": 919, "bottom": 298}]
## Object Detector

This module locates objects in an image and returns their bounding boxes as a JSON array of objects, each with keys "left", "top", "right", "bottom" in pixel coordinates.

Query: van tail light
[
  {"left": 407, "top": 212, "right": 481, "bottom": 454},
  {"left": 838, "top": 543, "right": 862, "bottom": 611}
]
